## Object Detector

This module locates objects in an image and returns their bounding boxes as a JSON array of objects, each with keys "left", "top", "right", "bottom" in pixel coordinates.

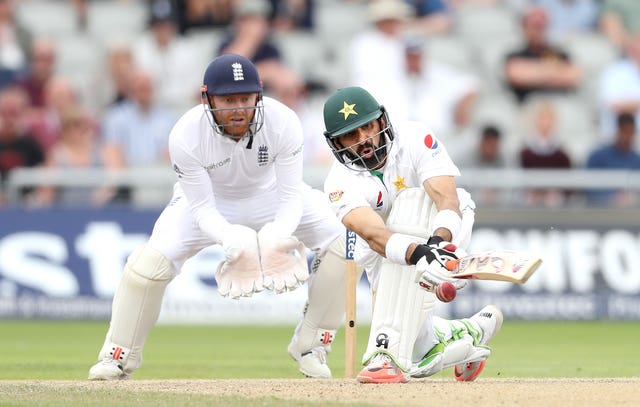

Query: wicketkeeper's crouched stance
[{"left": 88, "top": 54, "right": 348, "bottom": 380}]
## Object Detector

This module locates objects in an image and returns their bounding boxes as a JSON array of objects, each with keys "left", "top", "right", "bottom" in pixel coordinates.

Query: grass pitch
[{"left": 1, "top": 320, "right": 638, "bottom": 379}]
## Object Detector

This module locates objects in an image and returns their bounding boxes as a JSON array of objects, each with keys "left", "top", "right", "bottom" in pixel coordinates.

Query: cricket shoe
[
  {"left": 288, "top": 343, "right": 332, "bottom": 379},
  {"left": 88, "top": 358, "right": 130, "bottom": 381},
  {"left": 454, "top": 304, "right": 503, "bottom": 382},
  {"left": 356, "top": 353, "right": 407, "bottom": 384}
]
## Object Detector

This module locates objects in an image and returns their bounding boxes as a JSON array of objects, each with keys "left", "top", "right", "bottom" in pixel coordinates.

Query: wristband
[
  {"left": 385, "top": 233, "right": 414, "bottom": 265},
  {"left": 430, "top": 209, "right": 461, "bottom": 241}
]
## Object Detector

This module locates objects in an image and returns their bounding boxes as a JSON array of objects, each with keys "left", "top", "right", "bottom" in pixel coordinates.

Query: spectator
[
  {"left": 218, "top": 0, "right": 304, "bottom": 101},
  {"left": 269, "top": 0, "right": 315, "bottom": 32},
  {"left": 27, "top": 75, "right": 80, "bottom": 153},
  {"left": 598, "top": 31, "right": 640, "bottom": 141},
  {"left": 400, "top": 37, "right": 479, "bottom": 139},
  {"left": 586, "top": 112, "right": 640, "bottom": 207},
  {"left": 15, "top": 37, "right": 56, "bottom": 108},
  {"left": 0, "top": 86, "right": 44, "bottom": 204},
  {"left": 599, "top": 0, "right": 640, "bottom": 49},
  {"left": 133, "top": 0, "right": 200, "bottom": 114},
  {"left": 175, "top": 0, "right": 234, "bottom": 34},
  {"left": 464, "top": 124, "right": 509, "bottom": 168},
  {"left": 0, "top": 0, "right": 32, "bottom": 88},
  {"left": 460, "top": 124, "right": 511, "bottom": 206},
  {"left": 536, "top": 0, "right": 600, "bottom": 43},
  {"left": 102, "top": 40, "right": 136, "bottom": 108},
  {"left": 31, "top": 106, "right": 116, "bottom": 207},
  {"left": 404, "top": 0, "right": 453, "bottom": 36},
  {"left": 519, "top": 98, "right": 572, "bottom": 207},
  {"left": 349, "top": 0, "right": 412, "bottom": 119},
  {"left": 504, "top": 5, "right": 582, "bottom": 104},
  {"left": 101, "top": 69, "right": 176, "bottom": 169}
]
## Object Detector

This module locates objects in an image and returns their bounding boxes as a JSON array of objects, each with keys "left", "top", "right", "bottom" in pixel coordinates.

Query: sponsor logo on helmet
[
  {"left": 232, "top": 62, "right": 244, "bottom": 81},
  {"left": 339, "top": 101, "right": 357, "bottom": 120},
  {"left": 329, "top": 190, "right": 344, "bottom": 202},
  {"left": 424, "top": 134, "right": 438, "bottom": 149}
]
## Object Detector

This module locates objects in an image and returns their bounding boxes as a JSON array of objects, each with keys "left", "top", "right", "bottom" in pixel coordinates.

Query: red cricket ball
[{"left": 436, "top": 281, "right": 457, "bottom": 302}]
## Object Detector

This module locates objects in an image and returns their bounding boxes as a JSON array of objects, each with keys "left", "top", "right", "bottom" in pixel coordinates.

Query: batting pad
[
  {"left": 97, "top": 244, "right": 173, "bottom": 374},
  {"left": 363, "top": 260, "right": 436, "bottom": 371},
  {"left": 385, "top": 187, "right": 438, "bottom": 238}
]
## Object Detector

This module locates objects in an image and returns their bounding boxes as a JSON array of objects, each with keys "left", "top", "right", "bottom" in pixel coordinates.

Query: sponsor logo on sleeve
[
  {"left": 329, "top": 190, "right": 344, "bottom": 202},
  {"left": 424, "top": 134, "right": 438, "bottom": 149}
]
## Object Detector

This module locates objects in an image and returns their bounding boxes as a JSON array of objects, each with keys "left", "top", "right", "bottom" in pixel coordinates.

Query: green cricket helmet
[{"left": 323, "top": 86, "right": 394, "bottom": 171}]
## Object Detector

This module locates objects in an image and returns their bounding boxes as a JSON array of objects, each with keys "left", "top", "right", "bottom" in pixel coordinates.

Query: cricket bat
[
  {"left": 344, "top": 229, "right": 357, "bottom": 378},
  {"left": 446, "top": 250, "right": 542, "bottom": 284}
]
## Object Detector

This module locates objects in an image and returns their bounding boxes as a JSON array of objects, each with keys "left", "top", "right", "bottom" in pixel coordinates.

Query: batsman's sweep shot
[{"left": 345, "top": 229, "right": 357, "bottom": 377}]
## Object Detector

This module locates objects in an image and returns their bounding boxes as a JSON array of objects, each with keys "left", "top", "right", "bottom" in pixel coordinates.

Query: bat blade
[{"left": 449, "top": 250, "right": 542, "bottom": 284}]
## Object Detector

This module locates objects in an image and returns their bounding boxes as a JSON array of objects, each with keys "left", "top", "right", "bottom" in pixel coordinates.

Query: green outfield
[{"left": 1, "top": 320, "right": 638, "bottom": 380}]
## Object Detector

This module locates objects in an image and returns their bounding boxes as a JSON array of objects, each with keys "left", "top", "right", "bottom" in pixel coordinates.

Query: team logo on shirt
[
  {"left": 257, "top": 145, "right": 269, "bottom": 166},
  {"left": 376, "top": 191, "right": 383, "bottom": 208},
  {"left": 393, "top": 175, "right": 407, "bottom": 191},
  {"left": 329, "top": 190, "right": 344, "bottom": 202},
  {"left": 424, "top": 134, "right": 439, "bottom": 149},
  {"left": 339, "top": 101, "right": 357, "bottom": 120}
]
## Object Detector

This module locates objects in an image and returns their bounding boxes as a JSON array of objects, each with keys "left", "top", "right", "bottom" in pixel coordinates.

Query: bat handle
[{"left": 445, "top": 259, "right": 459, "bottom": 271}]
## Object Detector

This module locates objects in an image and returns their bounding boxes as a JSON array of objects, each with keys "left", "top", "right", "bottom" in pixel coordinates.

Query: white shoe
[
  {"left": 454, "top": 305, "right": 503, "bottom": 382},
  {"left": 88, "top": 358, "right": 130, "bottom": 381},
  {"left": 288, "top": 342, "right": 332, "bottom": 379}
]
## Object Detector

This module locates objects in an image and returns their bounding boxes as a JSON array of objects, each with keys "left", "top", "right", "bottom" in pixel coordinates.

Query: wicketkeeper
[{"left": 88, "top": 54, "right": 350, "bottom": 380}]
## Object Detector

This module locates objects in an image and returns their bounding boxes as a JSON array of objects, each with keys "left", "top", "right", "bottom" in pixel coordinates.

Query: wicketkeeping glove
[
  {"left": 214, "top": 224, "right": 263, "bottom": 299},
  {"left": 258, "top": 222, "right": 309, "bottom": 294},
  {"left": 411, "top": 236, "right": 468, "bottom": 292}
]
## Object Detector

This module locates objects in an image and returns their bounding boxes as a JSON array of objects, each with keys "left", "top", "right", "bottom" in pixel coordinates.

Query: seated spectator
[
  {"left": 269, "top": 0, "right": 315, "bottom": 32},
  {"left": 349, "top": 0, "right": 413, "bottom": 118},
  {"left": 0, "top": 0, "right": 32, "bottom": 88},
  {"left": 399, "top": 37, "right": 479, "bottom": 139},
  {"left": 0, "top": 86, "right": 44, "bottom": 205},
  {"left": 133, "top": 0, "right": 201, "bottom": 113},
  {"left": 519, "top": 98, "right": 572, "bottom": 207},
  {"left": 504, "top": 6, "right": 582, "bottom": 104},
  {"left": 586, "top": 112, "right": 640, "bottom": 207},
  {"left": 101, "top": 69, "right": 176, "bottom": 169},
  {"left": 598, "top": 31, "right": 640, "bottom": 140},
  {"left": 460, "top": 123, "right": 511, "bottom": 206},
  {"left": 175, "top": 0, "right": 234, "bottom": 34},
  {"left": 218, "top": 0, "right": 304, "bottom": 100},
  {"left": 464, "top": 124, "right": 509, "bottom": 168},
  {"left": 14, "top": 37, "right": 57, "bottom": 108},
  {"left": 102, "top": 40, "right": 136, "bottom": 108},
  {"left": 31, "top": 106, "right": 116, "bottom": 207},
  {"left": 599, "top": 0, "right": 640, "bottom": 49},
  {"left": 27, "top": 75, "right": 80, "bottom": 153}
]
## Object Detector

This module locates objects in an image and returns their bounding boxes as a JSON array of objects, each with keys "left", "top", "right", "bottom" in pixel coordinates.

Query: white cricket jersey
[
  {"left": 168, "top": 97, "right": 306, "bottom": 241},
  {"left": 324, "top": 121, "right": 463, "bottom": 275},
  {"left": 324, "top": 121, "right": 460, "bottom": 223}
]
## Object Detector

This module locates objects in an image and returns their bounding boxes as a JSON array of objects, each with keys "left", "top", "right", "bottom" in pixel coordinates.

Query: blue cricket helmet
[{"left": 202, "top": 53, "right": 263, "bottom": 95}]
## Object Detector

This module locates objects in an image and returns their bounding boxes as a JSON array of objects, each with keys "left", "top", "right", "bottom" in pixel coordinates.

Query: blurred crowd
[{"left": 1, "top": 0, "right": 640, "bottom": 209}]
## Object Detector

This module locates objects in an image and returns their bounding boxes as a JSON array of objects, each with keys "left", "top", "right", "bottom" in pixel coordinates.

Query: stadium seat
[
  {"left": 454, "top": 5, "right": 521, "bottom": 52},
  {"left": 86, "top": 1, "right": 148, "bottom": 39},
  {"left": 16, "top": 0, "right": 78, "bottom": 37},
  {"left": 426, "top": 35, "right": 474, "bottom": 72}
]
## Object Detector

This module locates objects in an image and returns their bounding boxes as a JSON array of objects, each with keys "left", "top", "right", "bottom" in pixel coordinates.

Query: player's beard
[{"left": 355, "top": 137, "right": 387, "bottom": 170}]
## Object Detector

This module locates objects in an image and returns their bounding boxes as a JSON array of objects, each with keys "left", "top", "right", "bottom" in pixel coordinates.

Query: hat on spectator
[
  {"left": 149, "top": 0, "right": 178, "bottom": 25},
  {"left": 368, "top": 0, "right": 412, "bottom": 23}
]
